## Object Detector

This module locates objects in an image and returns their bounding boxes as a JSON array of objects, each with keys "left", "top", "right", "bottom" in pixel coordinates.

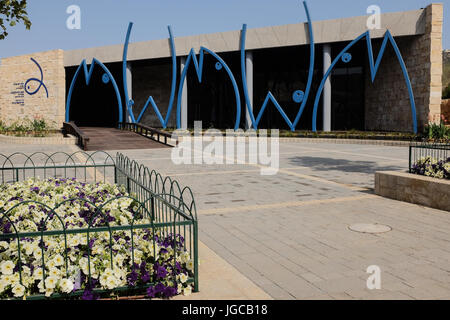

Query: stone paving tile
[
  {"left": 197, "top": 195, "right": 450, "bottom": 299},
  {"left": 2, "top": 141, "right": 449, "bottom": 300}
]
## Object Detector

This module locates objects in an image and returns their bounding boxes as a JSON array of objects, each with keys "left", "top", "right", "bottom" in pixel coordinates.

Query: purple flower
[
  {"left": 154, "top": 283, "right": 165, "bottom": 294},
  {"left": 74, "top": 272, "right": 82, "bottom": 291},
  {"left": 163, "top": 286, "right": 177, "bottom": 298},
  {"left": 147, "top": 286, "right": 156, "bottom": 298},
  {"left": 88, "top": 238, "right": 95, "bottom": 249},
  {"left": 81, "top": 289, "right": 94, "bottom": 300},
  {"left": 141, "top": 271, "right": 150, "bottom": 283},
  {"left": 127, "top": 270, "right": 138, "bottom": 286}
]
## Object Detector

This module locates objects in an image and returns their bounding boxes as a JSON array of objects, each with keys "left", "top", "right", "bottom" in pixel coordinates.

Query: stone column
[
  {"left": 426, "top": 3, "right": 443, "bottom": 124},
  {"left": 323, "top": 44, "right": 332, "bottom": 132},
  {"left": 245, "top": 51, "right": 254, "bottom": 130},
  {"left": 180, "top": 56, "right": 188, "bottom": 130},
  {"left": 126, "top": 62, "right": 133, "bottom": 123}
]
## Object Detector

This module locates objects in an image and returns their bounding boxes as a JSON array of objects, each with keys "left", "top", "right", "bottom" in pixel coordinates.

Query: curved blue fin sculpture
[
  {"left": 240, "top": 0, "right": 315, "bottom": 131},
  {"left": 312, "top": 30, "right": 417, "bottom": 134},
  {"left": 122, "top": 22, "right": 178, "bottom": 127},
  {"left": 176, "top": 47, "right": 242, "bottom": 131},
  {"left": 65, "top": 58, "right": 123, "bottom": 123}
]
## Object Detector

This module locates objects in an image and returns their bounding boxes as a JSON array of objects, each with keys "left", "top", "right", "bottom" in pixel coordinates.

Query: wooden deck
[{"left": 79, "top": 127, "right": 171, "bottom": 151}]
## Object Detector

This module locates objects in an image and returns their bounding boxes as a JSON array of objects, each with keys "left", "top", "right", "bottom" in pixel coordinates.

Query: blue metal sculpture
[
  {"left": 176, "top": 47, "right": 242, "bottom": 131},
  {"left": 64, "top": 0, "right": 418, "bottom": 134},
  {"left": 240, "top": 1, "right": 315, "bottom": 131},
  {"left": 311, "top": 30, "right": 418, "bottom": 134},
  {"left": 25, "top": 58, "right": 48, "bottom": 98},
  {"left": 65, "top": 58, "right": 123, "bottom": 123},
  {"left": 122, "top": 23, "right": 178, "bottom": 126}
]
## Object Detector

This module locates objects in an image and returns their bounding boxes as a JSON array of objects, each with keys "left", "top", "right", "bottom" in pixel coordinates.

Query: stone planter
[
  {"left": 0, "top": 133, "right": 77, "bottom": 145},
  {"left": 375, "top": 171, "right": 450, "bottom": 211}
]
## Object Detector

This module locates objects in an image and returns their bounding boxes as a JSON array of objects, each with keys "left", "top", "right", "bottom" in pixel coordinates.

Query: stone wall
[
  {"left": 375, "top": 171, "right": 450, "bottom": 212},
  {"left": 365, "top": 3, "right": 443, "bottom": 133},
  {"left": 0, "top": 50, "right": 65, "bottom": 129}
]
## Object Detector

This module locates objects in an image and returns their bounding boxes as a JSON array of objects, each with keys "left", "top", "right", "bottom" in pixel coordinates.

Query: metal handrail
[
  {"left": 118, "top": 122, "right": 174, "bottom": 146},
  {"left": 62, "top": 122, "right": 90, "bottom": 151}
]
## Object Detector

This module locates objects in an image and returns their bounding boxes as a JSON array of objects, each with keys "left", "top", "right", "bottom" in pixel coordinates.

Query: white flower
[
  {"left": 33, "top": 248, "right": 42, "bottom": 260},
  {"left": 181, "top": 252, "right": 190, "bottom": 264},
  {"left": 104, "top": 268, "right": 113, "bottom": 277},
  {"left": 45, "top": 287, "right": 53, "bottom": 297},
  {"left": 105, "top": 275, "right": 117, "bottom": 290},
  {"left": 21, "top": 266, "right": 31, "bottom": 276},
  {"left": 114, "top": 254, "right": 124, "bottom": 267},
  {"left": 1, "top": 261, "right": 15, "bottom": 275},
  {"left": 53, "top": 254, "right": 64, "bottom": 267},
  {"left": 186, "top": 260, "right": 194, "bottom": 271},
  {"left": 44, "top": 276, "right": 58, "bottom": 289},
  {"left": 179, "top": 273, "right": 188, "bottom": 284},
  {"left": 46, "top": 260, "right": 56, "bottom": 269},
  {"left": 100, "top": 274, "right": 108, "bottom": 287},
  {"left": 1, "top": 274, "right": 13, "bottom": 286},
  {"left": 12, "top": 283, "right": 26, "bottom": 297},
  {"left": 33, "top": 268, "right": 44, "bottom": 280},
  {"left": 183, "top": 286, "right": 192, "bottom": 296},
  {"left": 48, "top": 267, "right": 60, "bottom": 278},
  {"left": 37, "top": 280, "right": 45, "bottom": 293},
  {"left": 22, "top": 242, "right": 34, "bottom": 256},
  {"left": 0, "top": 279, "right": 6, "bottom": 293},
  {"left": 59, "top": 278, "right": 74, "bottom": 294}
]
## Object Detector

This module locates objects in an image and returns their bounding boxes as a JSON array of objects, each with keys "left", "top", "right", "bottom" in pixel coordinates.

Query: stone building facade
[
  {"left": 0, "top": 4, "right": 445, "bottom": 133},
  {"left": 364, "top": 3, "right": 443, "bottom": 133},
  {"left": 0, "top": 50, "right": 65, "bottom": 129}
]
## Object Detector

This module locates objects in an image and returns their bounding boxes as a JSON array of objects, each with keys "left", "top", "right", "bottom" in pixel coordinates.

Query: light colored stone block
[{"left": 375, "top": 171, "right": 450, "bottom": 211}]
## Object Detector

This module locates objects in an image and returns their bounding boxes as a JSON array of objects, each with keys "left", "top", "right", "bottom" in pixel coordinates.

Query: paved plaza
[{"left": 1, "top": 141, "right": 450, "bottom": 299}]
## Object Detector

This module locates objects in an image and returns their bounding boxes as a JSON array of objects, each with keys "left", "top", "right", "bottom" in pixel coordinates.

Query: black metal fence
[{"left": 409, "top": 142, "right": 450, "bottom": 173}]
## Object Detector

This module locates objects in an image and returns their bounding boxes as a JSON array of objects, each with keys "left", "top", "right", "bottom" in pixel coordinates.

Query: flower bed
[
  {"left": 0, "top": 177, "right": 194, "bottom": 300},
  {"left": 410, "top": 156, "right": 450, "bottom": 180}
]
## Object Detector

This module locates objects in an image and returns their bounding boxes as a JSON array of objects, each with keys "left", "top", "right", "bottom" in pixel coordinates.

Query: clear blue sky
[{"left": 0, "top": 0, "right": 449, "bottom": 58}]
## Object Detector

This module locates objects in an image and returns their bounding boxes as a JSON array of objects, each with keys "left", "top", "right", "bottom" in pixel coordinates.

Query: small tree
[{"left": 0, "top": 0, "right": 31, "bottom": 40}]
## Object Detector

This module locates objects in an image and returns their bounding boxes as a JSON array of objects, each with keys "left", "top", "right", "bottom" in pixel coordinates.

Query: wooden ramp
[{"left": 79, "top": 127, "right": 171, "bottom": 151}]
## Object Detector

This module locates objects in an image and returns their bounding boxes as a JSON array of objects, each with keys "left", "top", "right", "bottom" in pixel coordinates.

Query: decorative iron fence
[
  {"left": 409, "top": 142, "right": 450, "bottom": 173},
  {"left": 0, "top": 151, "right": 198, "bottom": 300}
]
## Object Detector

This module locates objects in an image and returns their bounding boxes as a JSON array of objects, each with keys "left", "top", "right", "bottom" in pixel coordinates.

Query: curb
[
  {"left": 0, "top": 133, "right": 78, "bottom": 145},
  {"left": 177, "top": 136, "right": 413, "bottom": 147}
]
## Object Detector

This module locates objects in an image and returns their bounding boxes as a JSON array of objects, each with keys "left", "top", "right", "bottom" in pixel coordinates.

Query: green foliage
[
  {"left": 30, "top": 117, "right": 48, "bottom": 131},
  {"left": 423, "top": 120, "right": 450, "bottom": 142},
  {"left": 0, "top": 117, "right": 55, "bottom": 136},
  {"left": 0, "top": 0, "right": 31, "bottom": 40}
]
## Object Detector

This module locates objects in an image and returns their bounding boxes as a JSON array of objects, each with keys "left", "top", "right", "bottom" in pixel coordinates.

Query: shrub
[
  {"left": 423, "top": 118, "right": 450, "bottom": 142},
  {"left": 0, "top": 117, "right": 55, "bottom": 136}
]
